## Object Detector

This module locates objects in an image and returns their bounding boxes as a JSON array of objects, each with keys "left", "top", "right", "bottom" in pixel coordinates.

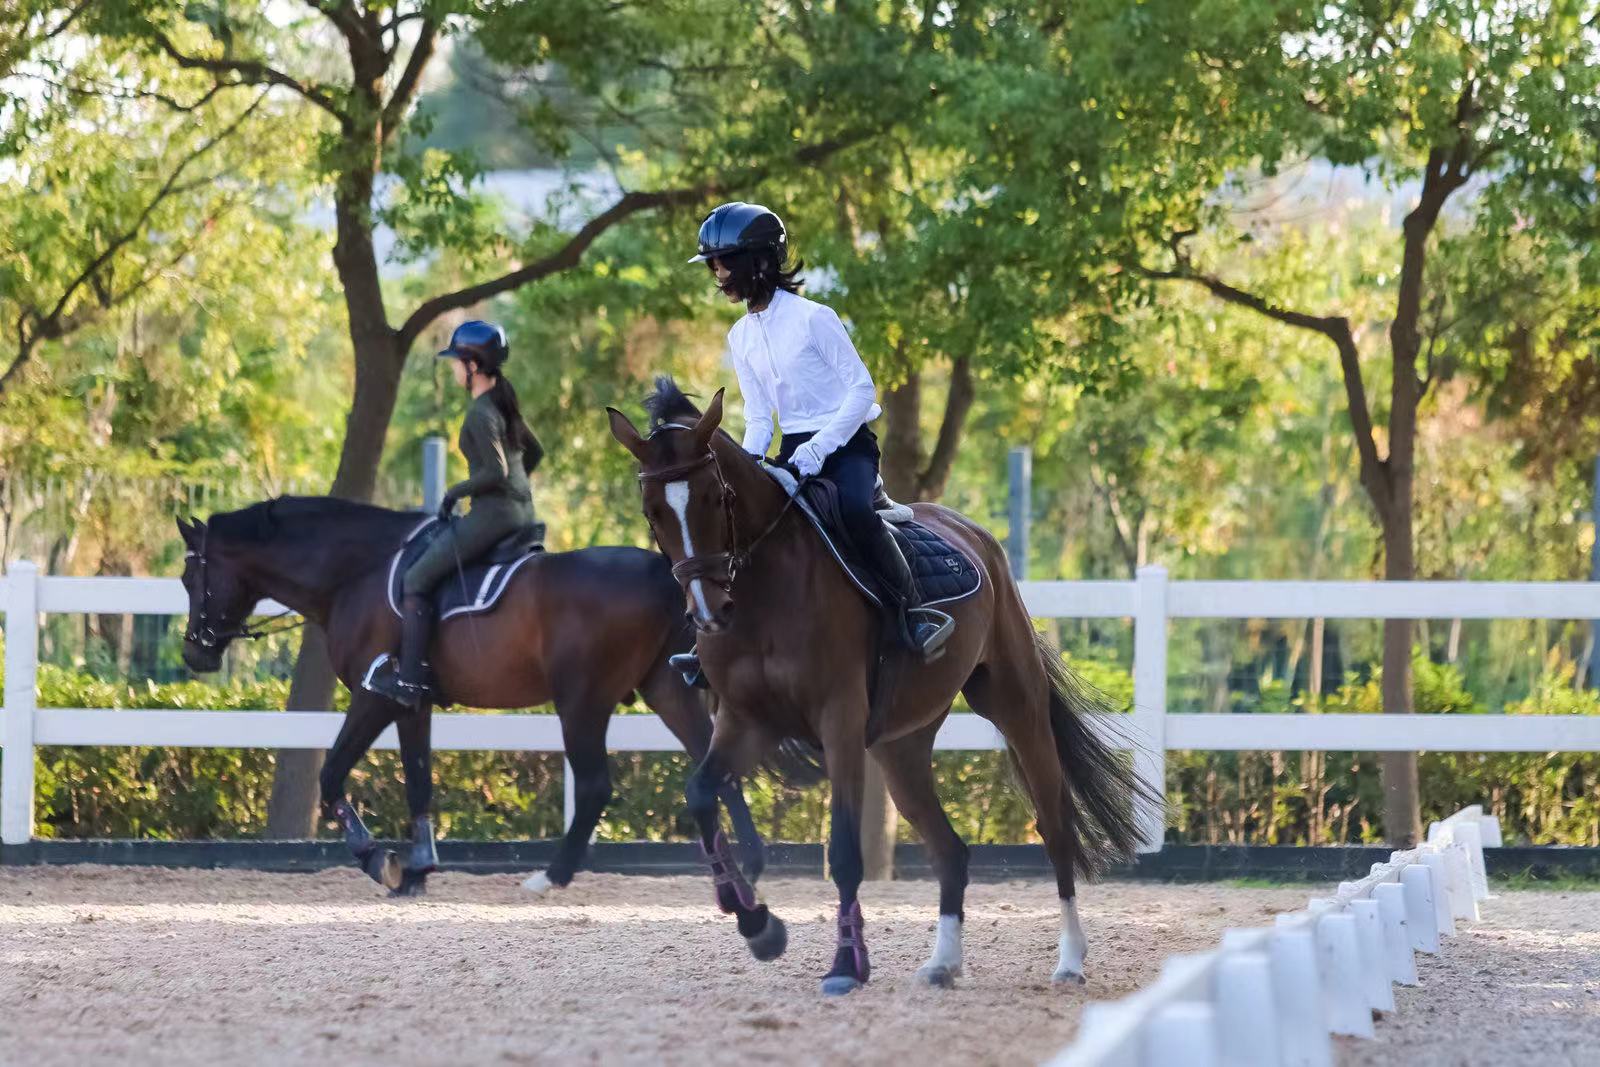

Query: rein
[{"left": 184, "top": 523, "right": 306, "bottom": 650}]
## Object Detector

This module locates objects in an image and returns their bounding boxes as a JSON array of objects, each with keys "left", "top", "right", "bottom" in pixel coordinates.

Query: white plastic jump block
[
  {"left": 1268, "top": 919, "right": 1334, "bottom": 1067},
  {"left": 1314, "top": 911, "right": 1375, "bottom": 1038},
  {"left": 1350, "top": 898, "right": 1396, "bottom": 1013},
  {"left": 1373, "top": 881, "right": 1419, "bottom": 985},
  {"left": 1213, "top": 949, "right": 1278, "bottom": 1067},
  {"left": 1400, "top": 864, "right": 1442, "bottom": 954},
  {"left": 1419, "top": 852, "right": 1457, "bottom": 937},
  {"left": 1142, "top": 1002, "right": 1219, "bottom": 1067}
]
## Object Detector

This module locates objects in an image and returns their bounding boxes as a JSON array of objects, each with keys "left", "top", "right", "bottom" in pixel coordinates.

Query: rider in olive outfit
[{"left": 366, "top": 320, "right": 543, "bottom": 709}]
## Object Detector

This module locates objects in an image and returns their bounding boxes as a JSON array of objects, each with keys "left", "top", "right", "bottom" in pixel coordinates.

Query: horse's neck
[
  {"left": 235, "top": 514, "right": 407, "bottom": 624},
  {"left": 714, "top": 435, "right": 788, "bottom": 535}
]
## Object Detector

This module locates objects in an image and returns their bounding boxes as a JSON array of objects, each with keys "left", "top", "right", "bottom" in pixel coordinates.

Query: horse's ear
[
  {"left": 693, "top": 388, "right": 725, "bottom": 450},
  {"left": 607, "top": 407, "right": 648, "bottom": 461},
  {"left": 177, "top": 517, "right": 199, "bottom": 547}
]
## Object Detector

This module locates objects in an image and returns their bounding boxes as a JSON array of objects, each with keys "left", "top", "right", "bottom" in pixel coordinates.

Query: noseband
[{"left": 637, "top": 432, "right": 798, "bottom": 617}]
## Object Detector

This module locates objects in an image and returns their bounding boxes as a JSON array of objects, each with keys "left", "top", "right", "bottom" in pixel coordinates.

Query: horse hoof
[
  {"left": 744, "top": 913, "right": 788, "bottom": 962},
  {"left": 522, "top": 871, "right": 555, "bottom": 896},
  {"left": 917, "top": 964, "right": 960, "bottom": 989},
  {"left": 363, "top": 849, "right": 402, "bottom": 891},
  {"left": 389, "top": 869, "right": 429, "bottom": 897},
  {"left": 820, "top": 975, "right": 862, "bottom": 997},
  {"left": 1051, "top": 968, "right": 1087, "bottom": 986}
]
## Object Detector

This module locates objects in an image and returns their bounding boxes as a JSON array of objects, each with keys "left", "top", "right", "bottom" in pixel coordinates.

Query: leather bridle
[
  {"left": 183, "top": 522, "right": 303, "bottom": 650},
  {"left": 637, "top": 428, "right": 799, "bottom": 616}
]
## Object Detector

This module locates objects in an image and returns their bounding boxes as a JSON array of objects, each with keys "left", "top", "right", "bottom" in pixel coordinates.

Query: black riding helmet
[
  {"left": 437, "top": 320, "right": 509, "bottom": 372},
  {"left": 689, "top": 202, "right": 787, "bottom": 264}
]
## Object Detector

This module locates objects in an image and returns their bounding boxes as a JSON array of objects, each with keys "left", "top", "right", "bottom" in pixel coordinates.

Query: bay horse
[
  {"left": 608, "top": 379, "right": 1157, "bottom": 994},
  {"left": 175, "top": 497, "right": 766, "bottom": 895}
]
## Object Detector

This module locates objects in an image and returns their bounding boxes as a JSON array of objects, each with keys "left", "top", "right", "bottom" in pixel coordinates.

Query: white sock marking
[
  {"left": 1055, "top": 896, "right": 1087, "bottom": 980},
  {"left": 924, "top": 914, "right": 964, "bottom": 974}
]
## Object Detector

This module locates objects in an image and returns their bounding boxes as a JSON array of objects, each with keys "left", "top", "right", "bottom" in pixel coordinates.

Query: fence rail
[{"left": 6, "top": 562, "right": 1600, "bottom": 849}]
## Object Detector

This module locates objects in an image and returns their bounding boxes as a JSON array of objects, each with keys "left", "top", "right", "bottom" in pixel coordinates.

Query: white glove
[{"left": 792, "top": 441, "right": 826, "bottom": 478}]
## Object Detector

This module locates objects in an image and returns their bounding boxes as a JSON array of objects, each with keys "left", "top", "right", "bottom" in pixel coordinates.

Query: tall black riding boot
[
  {"left": 366, "top": 594, "right": 436, "bottom": 709},
  {"left": 867, "top": 524, "right": 954, "bottom": 660}
]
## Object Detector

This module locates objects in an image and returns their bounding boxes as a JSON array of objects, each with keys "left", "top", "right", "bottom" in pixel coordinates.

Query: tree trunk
[
  {"left": 265, "top": 168, "right": 406, "bottom": 838},
  {"left": 860, "top": 758, "right": 898, "bottom": 880},
  {"left": 1379, "top": 477, "right": 1422, "bottom": 846}
]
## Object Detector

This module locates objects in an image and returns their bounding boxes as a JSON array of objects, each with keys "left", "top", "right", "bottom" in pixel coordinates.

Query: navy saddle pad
[{"left": 785, "top": 475, "right": 982, "bottom": 610}]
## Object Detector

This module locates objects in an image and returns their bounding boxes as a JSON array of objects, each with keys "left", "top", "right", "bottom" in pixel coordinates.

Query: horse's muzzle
[{"left": 182, "top": 641, "right": 223, "bottom": 674}]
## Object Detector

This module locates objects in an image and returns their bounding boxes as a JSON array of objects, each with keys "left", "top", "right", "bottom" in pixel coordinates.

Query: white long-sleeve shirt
[{"left": 728, "top": 288, "right": 882, "bottom": 459}]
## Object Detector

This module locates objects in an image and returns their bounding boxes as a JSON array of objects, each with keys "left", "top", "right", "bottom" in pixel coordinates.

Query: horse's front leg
[
  {"left": 319, "top": 690, "right": 402, "bottom": 891},
  {"left": 391, "top": 704, "right": 437, "bottom": 897},
  {"left": 818, "top": 704, "right": 871, "bottom": 996},
  {"left": 685, "top": 712, "right": 787, "bottom": 961}
]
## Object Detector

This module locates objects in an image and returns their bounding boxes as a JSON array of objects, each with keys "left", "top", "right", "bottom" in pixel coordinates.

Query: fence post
[
  {"left": 563, "top": 757, "right": 578, "bottom": 833},
  {"left": 2, "top": 560, "right": 39, "bottom": 846},
  {"left": 422, "top": 436, "right": 448, "bottom": 514},
  {"left": 1133, "top": 564, "right": 1169, "bottom": 852},
  {"left": 1006, "top": 446, "right": 1031, "bottom": 581}
]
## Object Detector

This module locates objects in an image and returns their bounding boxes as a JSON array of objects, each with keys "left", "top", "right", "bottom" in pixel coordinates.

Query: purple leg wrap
[
  {"left": 701, "top": 831, "right": 758, "bottom": 913},
  {"left": 837, "top": 899, "right": 870, "bottom": 982}
]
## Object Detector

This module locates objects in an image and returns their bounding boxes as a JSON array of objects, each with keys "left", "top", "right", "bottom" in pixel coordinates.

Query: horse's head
[
  {"left": 176, "top": 515, "right": 263, "bottom": 673},
  {"left": 609, "top": 384, "right": 743, "bottom": 633}
]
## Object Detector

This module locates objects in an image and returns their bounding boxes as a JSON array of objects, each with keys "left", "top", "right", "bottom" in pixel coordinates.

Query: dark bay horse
[
  {"left": 176, "top": 497, "right": 765, "bottom": 895},
  {"left": 608, "top": 379, "right": 1157, "bottom": 994}
]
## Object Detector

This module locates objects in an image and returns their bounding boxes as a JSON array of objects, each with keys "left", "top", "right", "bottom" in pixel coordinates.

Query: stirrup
[
  {"left": 362, "top": 655, "right": 435, "bottom": 708},
  {"left": 909, "top": 608, "right": 955, "bottom": 661},
  {"left": 669, "top": 652, "right": 708, "bottom": 690}
]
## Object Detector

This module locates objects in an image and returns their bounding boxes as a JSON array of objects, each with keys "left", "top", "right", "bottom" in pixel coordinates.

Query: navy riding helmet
[
  {"left": 689, "top": 202, "right": 786, "bottom": 264},
  {"left": 438, "top": 320, "right": 509, "bottom": 372}
]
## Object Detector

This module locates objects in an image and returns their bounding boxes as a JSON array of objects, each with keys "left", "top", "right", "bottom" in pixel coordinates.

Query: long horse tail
[{"left": 1031, "top": 631, "right": 1162, "bottom": 878}]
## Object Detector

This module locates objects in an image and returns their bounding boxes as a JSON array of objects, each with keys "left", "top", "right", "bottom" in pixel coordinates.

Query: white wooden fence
[
  {"left": 1045, "top": 804, "right": 1502, "bottom": 1067},
  {"left": 5, "top": 561, "right": 1600, "bottom": 847}
]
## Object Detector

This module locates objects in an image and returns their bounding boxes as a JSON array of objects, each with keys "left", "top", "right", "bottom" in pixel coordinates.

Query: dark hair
[
  {"left": 465, "top": 359, "right": 544, "bottom": 475},
  {"left": 710, "top": 248, "right": 804, "bottom": 308}
]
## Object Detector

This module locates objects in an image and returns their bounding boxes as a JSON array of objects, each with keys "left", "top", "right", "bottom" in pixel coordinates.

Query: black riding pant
[{"left": 777, "top": 424, "right": 880, "bottom": 555}]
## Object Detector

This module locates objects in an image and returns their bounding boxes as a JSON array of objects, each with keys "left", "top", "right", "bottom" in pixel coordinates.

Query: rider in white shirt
[{"left": 668, "top": 202, "right": 954, "bottom": 687}]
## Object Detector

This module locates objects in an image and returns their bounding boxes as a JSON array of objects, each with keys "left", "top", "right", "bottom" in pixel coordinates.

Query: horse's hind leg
[
  {"left": 963, "top": 662, "right": 1087, "bottom": 985},
  {"left": 524, "top": 694, "right": 614, "bottom": 895},
  {"left": 876, "top": 718, "right": 970, "bottom": 988},
  {"left": 391, "top": 706, "right": 436, "bottom": 897},
  {"left": 641, "top": 660, "right": 766, "bottom": 883},
  {"left": 319, "top": 690, "right": 402, "bottom": 892}
]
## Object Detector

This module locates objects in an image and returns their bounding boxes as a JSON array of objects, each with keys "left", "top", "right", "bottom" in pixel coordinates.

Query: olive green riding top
[{"left": 447, "top": 391, "right": 541, "bottom": 514}]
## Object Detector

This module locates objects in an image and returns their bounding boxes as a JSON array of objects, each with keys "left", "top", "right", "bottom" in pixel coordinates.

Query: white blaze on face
[{"left": 664, "top": 480, "right": 713, "bottom": 623}]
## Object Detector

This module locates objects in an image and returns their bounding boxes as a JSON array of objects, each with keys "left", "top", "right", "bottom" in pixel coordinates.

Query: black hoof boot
[
  {"left": 406, "top": 816, "right": 439, "bottom": 874},
  {"left": 743, "top": 909, "right": 788, "bottom": 962},
  {"left": 390, "top": 868, "right": 429, "bottom": 897},
  {"left": 332, "top": 799, "right": 402, "bottom": 890},
  {"left": 365, "top": 848, "right": 403, "bottom": 890},
  {"left": 668, "top": 652, "right": 708, "bottom": 689}
]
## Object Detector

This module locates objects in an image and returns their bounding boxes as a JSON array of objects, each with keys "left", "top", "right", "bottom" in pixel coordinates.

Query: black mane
[
  {"left": 207, "top": 496, "right": 416, "bottom": 545},
  {"left": 643, "top": 375, "right": 703, "bottom": 433}
]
